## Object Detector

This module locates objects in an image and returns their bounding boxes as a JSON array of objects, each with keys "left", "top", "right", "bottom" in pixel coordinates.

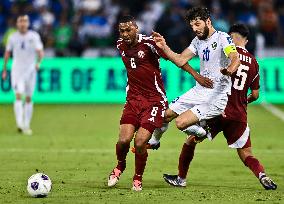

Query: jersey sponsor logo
[
  {"left": 211, "top": 42, "right": 217, "bottom": 50},
  {"left": 202, "top": 47, "right": 210, "bottom": 61},
  {"left": 138, "top": 50, "right": 145, "bottom": 58}
]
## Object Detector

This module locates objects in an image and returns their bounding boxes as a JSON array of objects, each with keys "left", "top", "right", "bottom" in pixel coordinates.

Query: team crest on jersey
[
  {"left": 211, "top": 42, "right": 217, "bottom": 50},
  {"left": 138, "top": 50, "right": 145, "bottom": 58}
]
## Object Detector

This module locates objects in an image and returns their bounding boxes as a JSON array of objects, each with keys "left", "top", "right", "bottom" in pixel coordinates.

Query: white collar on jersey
[{"left": 236, "top": 46, "right": 248, "bottom": 51}]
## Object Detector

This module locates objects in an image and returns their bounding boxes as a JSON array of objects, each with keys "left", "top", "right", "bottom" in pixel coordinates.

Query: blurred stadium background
[
  {"left": 1, "top": 0, "right": 284, "bottom": 57},
  {"left": 0, "top": 0, "right": 284, "bottom": 203}
]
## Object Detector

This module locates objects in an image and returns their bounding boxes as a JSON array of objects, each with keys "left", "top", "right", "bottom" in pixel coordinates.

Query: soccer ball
[{"left": 27, "top": 173, "right": 52, "bottom": 197}]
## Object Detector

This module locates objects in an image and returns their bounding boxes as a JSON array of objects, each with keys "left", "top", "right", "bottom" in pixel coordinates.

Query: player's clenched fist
[{"left": 220, "top": 67, "right": 233, "bottom": 76}]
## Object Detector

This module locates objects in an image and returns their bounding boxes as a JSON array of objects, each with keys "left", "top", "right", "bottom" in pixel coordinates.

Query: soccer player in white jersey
[
  {"left": 147, "top": 7, "right": 240, "bottom": 147},
  {"left": 2, "top": 15, "right": 44, "bottom": 135}
]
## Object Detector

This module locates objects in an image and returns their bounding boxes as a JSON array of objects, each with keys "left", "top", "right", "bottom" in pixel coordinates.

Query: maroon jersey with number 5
[
  {"left": 117, "top": 34, "right": 168, "bottom": 102},
  {"left": 224, "top": 46, "right": 260, "bottom": 122}
]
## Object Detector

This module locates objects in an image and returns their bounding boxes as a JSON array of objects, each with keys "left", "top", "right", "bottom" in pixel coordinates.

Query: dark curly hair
[
  {"left": 229, "top": 23, "right": 250, "bottom": 38},
  {"left": 185, "top": 7, "right": 211, "bottom": 23},
  {"left": 118, "top": 15, "right": 136, "bottom": 24}
]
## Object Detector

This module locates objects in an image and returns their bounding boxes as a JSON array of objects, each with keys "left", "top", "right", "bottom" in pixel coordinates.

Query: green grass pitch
[{"left": 0, "top": 104, "right": 283, "bottom": 203}]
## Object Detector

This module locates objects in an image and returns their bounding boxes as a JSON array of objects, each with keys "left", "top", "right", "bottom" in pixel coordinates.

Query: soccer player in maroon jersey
[
  {"left": 107, "top": 15, "right": 213, "bottom": 191},
  {"left": 163, "top": 23, "right": 277, "bottom": 190}
]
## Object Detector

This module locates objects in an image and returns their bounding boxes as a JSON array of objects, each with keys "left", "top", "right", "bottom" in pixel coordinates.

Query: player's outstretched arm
[
  {"left": 220, "top": 52, "right": 240, "bottom": 76},
  {"left": 152, "top": 31, "right": 194, "bottom": 67},
  {"left": 2, "top": 51, "right": 11, "bottom": 80},
  {"left": 181, "top": 63, "right": 213, "bottom": 88}
]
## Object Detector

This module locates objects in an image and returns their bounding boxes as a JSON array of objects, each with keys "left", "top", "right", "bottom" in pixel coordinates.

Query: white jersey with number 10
[{"left": 188, "top": 31, "right": 237, "bottom": 94}]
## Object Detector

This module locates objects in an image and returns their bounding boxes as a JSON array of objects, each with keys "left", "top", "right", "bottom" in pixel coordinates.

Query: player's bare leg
[
  {"left": 163, "top": 135, "right": 202, "bottom": 187},
  {"left": 108, "top": 124, "right": 135, "bottom": 187},
  {"left": 14, "top": 93, "right": 24, "bottom": 132},
  {"left": 175, "top": 109, "right": 199, "bottom": 132},
  {"left": 237, "top": 147, "right": 277, "bottom": 190},
  {"left": 23, "top": 96, "right": 33, "bottom": 135},
  {"left": 132, "top": 127, "right": 152, "bottom": 191}
]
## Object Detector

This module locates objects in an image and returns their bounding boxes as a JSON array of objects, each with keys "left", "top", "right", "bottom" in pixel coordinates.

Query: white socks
[
  {"left": 14, "top": 100, "right": 24, "bottom": 129},
  {"left": 24, "top": 102, "right": 33, "bottom": 129},
  {"left": 14, "top": 100, "right": 33, "bottom": 130},
  {"left": 148, "top": 123, "right": 169, "bottom": 145},
  {"left": 183, "top": 124, "right": 206, "bottom": 138}
]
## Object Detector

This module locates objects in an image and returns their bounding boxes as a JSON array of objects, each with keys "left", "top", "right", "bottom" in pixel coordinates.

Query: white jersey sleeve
[
  {"left": 33, "top": 32, "right": 43, "bottom": 50},
  {"left": 219, "top": 32, "right": 237, "bottom": 57},
  {"left": 188, "top": 37, "right": 198, "bottom": 56},
  {"left": 6, "top": 34, "right": 14, "bottom": 52}
]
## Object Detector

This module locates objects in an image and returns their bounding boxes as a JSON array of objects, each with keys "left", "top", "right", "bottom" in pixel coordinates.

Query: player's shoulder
[
  {"left": 191, "top": 36, "right": 199, "bottom": 43},
  {"left": 237, "top": 46, "right": 257, "bottom": 61},
  {"left": 189, "top": 36, "right": 199, "bottom": 47},
  {"left": 217, "top": 31, "right": 230, "bottom": 37},
  {"left": 116, "top": 38, "right": 124, "bottom": 49},
  {"left": 137, "top": 34, "right": 157, "bottom": 48},
  {"left": 139, "top": 34, "right": 154, "bottom": 43},
  {"left": 216, "top": 31, "right": 232, "bottom": 42},
  {"left": 8, "top": 31, "right": 19, "bottom": 39},
  {"left": 28, "top": 30, "right": 40, "bottom": 38}
]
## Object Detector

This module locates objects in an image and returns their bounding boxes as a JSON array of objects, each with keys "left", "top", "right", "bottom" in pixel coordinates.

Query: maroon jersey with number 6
[
  {"left": 117, "top": 34, "right": 168, "bottom": 133},
  {"left": 117, "top": 34, "right": 168, "bottom": 102},
  {"left": 224, "top": 46, "right": 260, "bottom": 123}
]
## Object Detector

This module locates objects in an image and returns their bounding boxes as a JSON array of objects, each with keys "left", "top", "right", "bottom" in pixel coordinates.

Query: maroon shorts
[
  {"left": 207, "top": 116, "right": 251, "bottom": 149},
  {"left": 120, "top": 97, "right": 168, "bottom": 134}
]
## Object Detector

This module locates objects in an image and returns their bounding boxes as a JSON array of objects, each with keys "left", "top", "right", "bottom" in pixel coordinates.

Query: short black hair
[
  {"left": 118, "top": 15, "right": 136, "bottom": 24},
  {"left": 229, "top": 23, "right": 249, "bottom": 38},
  {"left": 185, "top": 7, "right": 211, "bottom": 22}
]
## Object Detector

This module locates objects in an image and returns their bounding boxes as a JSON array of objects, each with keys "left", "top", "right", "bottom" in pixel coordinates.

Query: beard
[{"left": 196, "top": 25, "right": 209, "bottom": 40}]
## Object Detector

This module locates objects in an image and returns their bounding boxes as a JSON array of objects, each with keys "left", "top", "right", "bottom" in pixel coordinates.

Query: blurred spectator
[
  {"left": 54, "top": 14, "right": 72, "bottom": 56},
  {"left": 0, "top": 0, "right": 284, "bottom": 57},
  {"left": 258, "top": 1, "right": 279, "bottom": 46}
]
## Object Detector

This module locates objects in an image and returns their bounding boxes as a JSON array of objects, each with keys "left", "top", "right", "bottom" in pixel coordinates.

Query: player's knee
[
  {"left": 118, "top": 137, "right": 131, "bottom": 145},
  {"left": 175, "top": 117, "right": 187, "bottom": 130},
  {"left": 26, "top": 96, "right": 32, "bottom": 103},
  {"left": 16, "top": 94, "right": 22, "bottom": 100},
  {"left": 134, "top": 138, "right": 146, "bottom": 150},
  {"left": 164, "top": 109, "right": 177, "bottom": 123}
]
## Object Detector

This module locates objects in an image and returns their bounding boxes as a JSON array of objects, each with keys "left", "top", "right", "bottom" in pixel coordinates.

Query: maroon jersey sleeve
[
  {"left": 143, "top": 37, "right": 168, "bottom": 59},
  {"left": 249, "top": 58, "right": 260, "bottom": 90}
]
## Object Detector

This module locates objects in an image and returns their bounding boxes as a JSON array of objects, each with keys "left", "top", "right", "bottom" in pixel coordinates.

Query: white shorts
[
  {"left": 11, "top": 70, "right": 36, "bottom": 97},
  {"left": 169, "top": 87, "right": 228, "bottom": 121}
]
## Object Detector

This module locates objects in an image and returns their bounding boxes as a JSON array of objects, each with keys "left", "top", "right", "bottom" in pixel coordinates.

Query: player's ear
[{"left": 206, "top": 18, "right": 211, "bottom": 27}]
